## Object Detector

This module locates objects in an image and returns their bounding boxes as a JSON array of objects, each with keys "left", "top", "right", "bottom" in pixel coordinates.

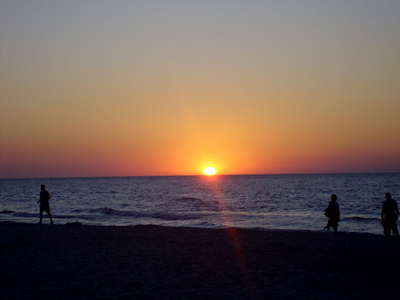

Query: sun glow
[{"left": 203, "top": 166, "right": 216, "bottom": 176}]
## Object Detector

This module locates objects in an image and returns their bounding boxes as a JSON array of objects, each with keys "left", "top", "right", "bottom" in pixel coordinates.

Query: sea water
[{"left": 1, "top": 173, "right": 399, "bottom": 234}]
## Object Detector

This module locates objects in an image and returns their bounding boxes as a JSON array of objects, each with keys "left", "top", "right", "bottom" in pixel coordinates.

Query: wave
[
  {"left": 89, "top": 208, "right": 117, "bottom": 215},
  {"left": 169, "top": 196, "right": 220, "bottom": 211},
  {"left": 0, "top": 210, "right": 15, "bottom": 214},
  {"left": 342, "top": 215, "right": 379, "bottom": 222},
  {"left": 12, "top": 212, "right": 77, "bottom": 219},
  {"left": 174, "top": 196, "right": 210, "bottom": 207},
  {"left": 83, "top": 207, "right": 209, "bottom": 221},
  {"left": 13, "top": 212, "right": 37, "bottom": 218},
  {"left": 181, "top": 196, "right": 204, "bottom": 202}
]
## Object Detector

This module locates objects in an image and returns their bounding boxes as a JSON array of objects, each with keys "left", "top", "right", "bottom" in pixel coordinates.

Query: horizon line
[{"left": 1, "top": 171, "right": 399, "bottom": 180}]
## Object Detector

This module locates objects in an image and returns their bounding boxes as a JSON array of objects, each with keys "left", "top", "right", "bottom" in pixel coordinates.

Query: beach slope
[{"left": 1, "top": 222, "right": 399, "bottom": 299}]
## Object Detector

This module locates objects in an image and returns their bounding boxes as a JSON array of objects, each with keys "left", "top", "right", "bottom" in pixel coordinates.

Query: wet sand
[{"left": 1, "top": 222, "right": 399, "bottom": 299}]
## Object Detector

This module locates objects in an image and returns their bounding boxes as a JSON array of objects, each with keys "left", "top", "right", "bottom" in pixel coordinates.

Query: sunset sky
[{"left": 1, "top": 1, "right": 399, "bottom": 178}]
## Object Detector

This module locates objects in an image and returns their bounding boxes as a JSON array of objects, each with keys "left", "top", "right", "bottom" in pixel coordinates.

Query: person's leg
[
  {"left": 383, "top": 222, "right": 391, "bottom": 235},
  {"left": 325, "top": 220, "right": 330, "bottom": 230},
  {"left": 45, "top": 208, "right": 53, "bottom": 225},
  {"left": 326, "top": 219, "right": 332, "bottom": 230},
  {"left": 47, "top": 212, "right": 53, "bottom": 225},
  {"left": 39, "top": 207, "right": 43, "bottom": 224},
  {"left": 391, "top": 221, "right": 398, "bottom": 236},
  {"left": 332, "top": 220, "right": 338, "bottom": 233}
]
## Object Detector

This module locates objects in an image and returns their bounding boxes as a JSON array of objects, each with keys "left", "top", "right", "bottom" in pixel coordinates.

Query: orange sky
[{"left": 1, "top": 1, "right": 400, "bottom": 178}]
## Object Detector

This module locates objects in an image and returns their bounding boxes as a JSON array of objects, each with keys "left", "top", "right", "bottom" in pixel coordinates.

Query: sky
[{"left": 1, "top": 0, "right": 399, "bottom": 178}]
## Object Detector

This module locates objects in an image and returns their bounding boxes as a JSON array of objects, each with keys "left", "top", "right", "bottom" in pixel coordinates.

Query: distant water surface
[{"left": 1, "top": 174, "right": 399, "bottom": 234}]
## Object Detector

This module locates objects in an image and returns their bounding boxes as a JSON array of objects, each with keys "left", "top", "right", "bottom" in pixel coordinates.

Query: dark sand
[{"left": 1, "top": 222, "right": 399, "bottom": 299}]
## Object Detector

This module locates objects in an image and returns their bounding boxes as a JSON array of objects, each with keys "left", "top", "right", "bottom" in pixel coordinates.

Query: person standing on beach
[
  {"left": 324, "top": 194, "right": 340, "bottom": 232},
  {"left": 381, "top": 192, "right": 398, "bottom": 236},
  {"left": 38, "top": 184, "right": 53, "bottom": 225}
]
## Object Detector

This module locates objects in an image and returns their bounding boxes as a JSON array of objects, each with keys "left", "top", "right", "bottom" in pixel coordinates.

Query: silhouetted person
[
  {"left": 381, "top": 192, "right": 398, "bottom": 236},
  {"left": 38, "top": 184, "right": 53, "bottom": 224},
  {"left": 324, "top": 194, "right": 340, "bottom": 232}
]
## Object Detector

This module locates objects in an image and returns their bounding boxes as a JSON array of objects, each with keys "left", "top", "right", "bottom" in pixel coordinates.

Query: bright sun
[{"left": 204, "top": 166, "right": 216, "bottom": 176}]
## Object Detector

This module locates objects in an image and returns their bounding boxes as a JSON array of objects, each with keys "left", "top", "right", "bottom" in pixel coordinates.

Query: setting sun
[{"left": 204, "top": 166, "right": 216, "bottom": 176}]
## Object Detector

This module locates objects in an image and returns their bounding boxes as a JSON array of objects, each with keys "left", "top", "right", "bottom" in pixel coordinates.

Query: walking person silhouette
[{"left": 38, "top": 184, "right": 54, "bottom": 224}]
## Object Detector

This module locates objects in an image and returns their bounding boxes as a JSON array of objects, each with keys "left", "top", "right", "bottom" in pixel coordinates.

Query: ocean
[{"left": 1, "top": 173, "right": 399, "bottom": 235}]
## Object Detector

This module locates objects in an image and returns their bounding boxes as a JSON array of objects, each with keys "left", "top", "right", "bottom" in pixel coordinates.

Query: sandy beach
[{"left": 1, "top": 222, "right": 399, "bottom": 299}]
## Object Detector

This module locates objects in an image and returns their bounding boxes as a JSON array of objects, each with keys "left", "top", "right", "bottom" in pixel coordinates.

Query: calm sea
[{"left": 1, "top": 174, "right": 399, "bottom": 234}]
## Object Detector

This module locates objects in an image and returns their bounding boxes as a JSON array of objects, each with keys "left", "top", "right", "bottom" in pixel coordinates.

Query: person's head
[
  {"left": 385, "top": 192, "right": 391, "bottom": 200},
  {"left": 331, "top": 194, "right": 337, "bottom": 201},
  {"left": 41, "top": 184, "right": 45, "bottom": 190}
]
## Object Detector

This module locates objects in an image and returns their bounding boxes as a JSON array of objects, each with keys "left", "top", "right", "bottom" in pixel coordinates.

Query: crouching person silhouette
[{"left": 38, "top": 184, "right": 54, "bottom": 225}]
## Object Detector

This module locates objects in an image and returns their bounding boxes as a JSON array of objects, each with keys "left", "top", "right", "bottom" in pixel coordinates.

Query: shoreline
[
  {"left": 0, "top": 220, "right": 385, "bottom": 235},
  {"left": 1, "top": 222, "right": 399, "bottom": 299}
]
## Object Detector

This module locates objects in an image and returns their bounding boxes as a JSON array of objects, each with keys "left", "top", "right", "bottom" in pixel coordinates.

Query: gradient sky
[{"left": 1, "top": 0, "right": 399, "bottom": 178}]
